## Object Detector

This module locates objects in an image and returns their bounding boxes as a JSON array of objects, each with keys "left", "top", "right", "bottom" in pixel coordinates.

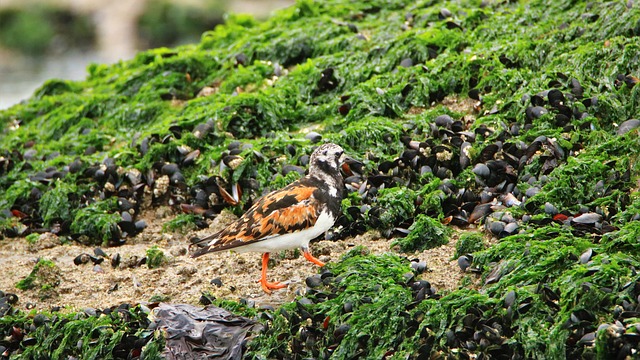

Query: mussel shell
[
  {"left": 74, "top": 253, "right": 91, "bottom": 266},
  {"left": 617, "top": 119, "right": 640, "bottom": 135}
]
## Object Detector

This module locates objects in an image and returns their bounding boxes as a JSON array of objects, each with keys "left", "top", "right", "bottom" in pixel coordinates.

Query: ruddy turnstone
[{"left": 191, "top": 143, "right": 345, "bottom": 293}]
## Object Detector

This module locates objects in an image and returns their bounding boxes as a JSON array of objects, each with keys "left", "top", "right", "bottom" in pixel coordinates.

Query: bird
[{"left": 191, "top": 143, "right": 345, "bottom": 294}]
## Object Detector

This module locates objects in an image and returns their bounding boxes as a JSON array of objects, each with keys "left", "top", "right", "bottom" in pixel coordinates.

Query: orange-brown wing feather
[{"left": 191, "top": 181, "right": 320, "bottom": 256}]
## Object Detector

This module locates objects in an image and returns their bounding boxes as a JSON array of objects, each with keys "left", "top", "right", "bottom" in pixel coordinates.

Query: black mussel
[
  {"left": 469, "top": 203, "right": 492, "bottom": 223},
  {"left": 478, "top": 144, "right": 499, "bottom": 163},
  {"left": 111, "top": 253, "right": 121, "bottom": 268},
  {"left": 579, "top": 248, "right": 594, "bottom": 264},
  {"left": 74, "top": 253, "right": 91, "bottom": 266},
  {"left": 435, "top": 115, "right": 454, "bottom": 129},
  {"left": 306, "top": 275, "right": 323, "bottom": 288},
  {"left": 544, "top": 202, "right": 558, "bottom": 215},
  {"left": 298, "top": 154, "right": 310, "bottom": 167},
  {"left": 570, "top": 78, "right": 583, "bottom": 98},
  {"left": 118, "top": 217, "right": 136, "bottom": 234},
  {"left": 182, "top": 150, "right": 200, "bottom": 166},
  {"left": 458, "top": 255, "right": 472, "bottom": 271},
  {"left": 69, "top": 159, "right": 83, "bottom": 174},
  {"left": 235, "top": 53, "right": 247, "bottom": 66},
  {"left": 378, "top": 161, "right": 396, "bottom": 173},
  {"left": 305, "top": 131, "right": 322, "bottom": 143},
  {"left": 160, "top": 163, "right": 179, "bottom": 176},
  {"left": 282, "top": 165, "right": 305, "bottom": 176},
  {"left": 411, "top": 260, "right": 427, "bottom": 274},
  {"left": 572, "top": 212, "right": 602, "bottom": 225},
  {"left": 525, "top": 187, "right": 540, "bottom": 198},
  {"left": 479, "top": 190, "right": 494, "bottom": 203},
  {"left": 525, "top": 106, "right": 548, "bottom": 121},
  {"left": 399, "top": 58, "right": 413, "bottom": 67},
  {"left": 118, "top": 198, "right": 135, "bottom": 212},
  {"left": 530, "top": 94, "right": 545, "bottom": 107},
  {"left": 547, "top": 89, "right": 565, "bottom": 107},
  {"left": 193, "top": 121, "right": 214, "bottom": 139},
  {"left": 170, "top": 172, "right": 186, "bottom": 186},
  {"left": 451, "top": 121, "right": 464, "bottom": 133},
  {"left": 333, "top": 323, "right": 351, "bottom": 340},
  {"left": 286, "top": 144, "right": 296, "bottom": 157},
  {"left": 500, "top": 222, "right": 518, "bottom": 237},
  {"left": 135, "top": 220, "right": 147, "bottom": 231},
  {"left": 504, "top": 290, "right": 516, "bottom": 308},
  {"left": 318, "top": 67, "right": 338, "bottom": 91},
  {"left": 488, "top": 221, "right": 505, "bottom": 236},
  {"left": 473, "top": 163, "right": 490, "bottom": 178},
  {"left": 439, "top": 8, "right": 452, "bottom": 18},
  {"left": 617, "top": 119, "right": 640, "bottom": 135},
  {"left": 222, "top": 155, "right": 243, "bottom": 170},
  {"left": 94, "top": 248, "right": 107, "bottom": 258},
  {"left": 578, "top": 332, "right": 595, "bottom": 346}
]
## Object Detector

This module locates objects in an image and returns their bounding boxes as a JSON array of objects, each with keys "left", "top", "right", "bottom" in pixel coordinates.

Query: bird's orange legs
[
  {"left": 260, "top": 253, "right": 287, "bottom": 294},
  {"left": 259, "top": 250, "right": 325, "bottom": 294},
  {"left": 303, "top": 249, "right": 325, "bottom": 267}
]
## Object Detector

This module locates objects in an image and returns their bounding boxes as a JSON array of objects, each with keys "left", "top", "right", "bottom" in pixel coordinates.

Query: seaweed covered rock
[
  {"left": 14, "top": 258, "right": 61, "bottom": 300},
  {"left": 0, "top": 0, "right": 639, "bottom": 358}
]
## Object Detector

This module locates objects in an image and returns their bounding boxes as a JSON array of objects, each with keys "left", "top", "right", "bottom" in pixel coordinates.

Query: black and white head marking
[{"left": 308, "top": 143, "right": 344, "bottom": 196}]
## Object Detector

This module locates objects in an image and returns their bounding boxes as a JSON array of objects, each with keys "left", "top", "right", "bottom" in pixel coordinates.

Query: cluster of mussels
[
  {"left": 334, "top": 80, "right": 638, "bottom": 247},
  {"left": 245, "top": 258, "right": 440, "bottom": 359},
  {"left": 566, "top": 278, "right": 640, "bottom": 359},
  {"left": 0, "top": 291, "right": 157, "bottom": 359},
  {"left": 0, "top": 119, "right": 317, "bottom": 243}
]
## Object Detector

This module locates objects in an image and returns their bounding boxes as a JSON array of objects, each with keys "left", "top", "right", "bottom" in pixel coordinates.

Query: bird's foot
[
  {"left": 303, "top": 250, "right": 325, "bottom": 267},
  {"left": 260, "top": 279, "right": 288, "bottom": 294}
]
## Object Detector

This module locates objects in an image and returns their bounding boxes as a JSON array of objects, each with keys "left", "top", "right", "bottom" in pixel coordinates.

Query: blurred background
[{"left": 0, "top": 0, "right": 294, "bottom": 109}]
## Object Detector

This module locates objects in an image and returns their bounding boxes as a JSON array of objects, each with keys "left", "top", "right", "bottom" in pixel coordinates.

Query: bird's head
[{"left": 309, "top": 143, "right": 345, "bottom": 176}]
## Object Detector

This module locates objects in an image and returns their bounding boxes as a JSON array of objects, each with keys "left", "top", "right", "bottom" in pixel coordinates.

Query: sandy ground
[
  {"left": 1, "top": 94, "right": 482, "bottom": 313},
  {"left": 0, "top": 208, "right": 476, "bottom": 313}
]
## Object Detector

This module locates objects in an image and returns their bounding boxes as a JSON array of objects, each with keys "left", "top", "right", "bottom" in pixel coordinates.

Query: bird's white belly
[{"left": 235, "top": 210, "right": 335, "bottom": 253}]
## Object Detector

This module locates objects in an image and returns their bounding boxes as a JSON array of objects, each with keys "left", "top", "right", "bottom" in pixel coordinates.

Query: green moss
[
  {"left": 373, "top": 187, "right": 416, "bottom": 229},
  {"left": 146, "top": 245, "right": 167, "bottom": 269},
  {"left": 70, "top": 199, "right": 120, "bottom": 245},
  {"left": 391, "top": 214, "right": 450, "bottom": 252},
  {"left": 454, "top": 232, "right": 485, "bottom": 258},
  {"left": 0, "top": 304, "right": 161, "bottom": 360},
  {"left": 162, "top": 214, "right": 200, "bottom": 233},
  {"left": 2, "top": 0, "right": 640, "bottom": 357},
  {"left": 149, "top": 294, "right": 171, "bottom": 302},
  {"left": 15, "top": 258, "right": 61, "bottom": 299},
  {"left": 246, "top": 250, "right": 415, "bottom": 359},
  {"left": 210, "top": 297, "right": 259, "bottom": 318},
  {"left": 38, "top": 181, "right": 76, "bottom": 227},
  {"left": 25, "top": 233, "right": 39, "bottom": 244}
]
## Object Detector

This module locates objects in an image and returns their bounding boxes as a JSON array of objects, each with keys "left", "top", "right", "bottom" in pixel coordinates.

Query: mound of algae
[{"left": 1, "top": 0, "right": 640, "bottom": 358}]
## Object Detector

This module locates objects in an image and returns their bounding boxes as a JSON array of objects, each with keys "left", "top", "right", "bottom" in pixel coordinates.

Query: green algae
[
  {"left": 70, "top": 199, "right": 121, "bottom": 245},
  {"left": 0, "top": 304, "right": 162, "bottom": 360},
  {"left": 38, "top": 181, "right": 75, "bottom": 227},
  {"left": 454, "top": 232, "right": 485, "bottom": 258},
  {"left": 1, "top": 0, "right": 640, "bottom": 358},
  {"left": 15, "top": 258, "right": 61, "bottom": 300},
  {"left": 145, "top": 245, "right": 167, "bottom": 269},
  {"left": 392, "top": 214, "right": 450, "bottom": 252},
  {"left": 162, "top": 214, "right": 201, "bottom": 233},
  {"left": 372, "top": 187, "right": 417, "bottom": 230},
  {"left": 245, "top": 248, "right": 416, "bottom": 359}
]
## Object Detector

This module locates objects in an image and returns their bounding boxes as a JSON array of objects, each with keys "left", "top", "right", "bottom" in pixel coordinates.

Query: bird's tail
[{"left": 189, "top": 233, "right": 220, "bottom": 258}]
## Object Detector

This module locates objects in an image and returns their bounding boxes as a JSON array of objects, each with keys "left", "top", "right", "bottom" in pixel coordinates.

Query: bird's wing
[{"left": 190, "top": 180, "right": 321, "bottom": 257}]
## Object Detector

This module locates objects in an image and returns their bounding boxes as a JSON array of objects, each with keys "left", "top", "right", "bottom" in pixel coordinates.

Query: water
[{"left": 0, "top": 50, "right": 113, "bottom": 110}]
